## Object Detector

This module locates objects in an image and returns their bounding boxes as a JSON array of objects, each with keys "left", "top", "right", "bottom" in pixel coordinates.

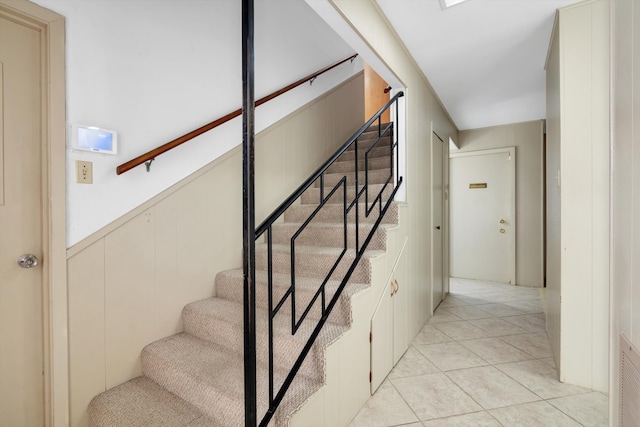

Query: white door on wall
[
  {"left": 0, "top": 10, "right": 45, "bottom": 425},
  {"left": 449, "top": 148, "right": 516, "bottom": 284}
]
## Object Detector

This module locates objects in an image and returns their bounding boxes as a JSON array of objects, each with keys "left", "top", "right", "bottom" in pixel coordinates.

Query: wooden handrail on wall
[{"left": 116, "top": 54, "right": 358, "bottom": 175}]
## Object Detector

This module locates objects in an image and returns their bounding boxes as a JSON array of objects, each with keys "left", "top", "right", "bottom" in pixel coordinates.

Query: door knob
[
  {"left": 17, "top": 254, "right": 39, "bottom": 268},
  {"left": 499, "top": 219, "right": 505, "bottom": 224},
  {"left": 500, "top": 229, "right": 506, "bottom": 234}
]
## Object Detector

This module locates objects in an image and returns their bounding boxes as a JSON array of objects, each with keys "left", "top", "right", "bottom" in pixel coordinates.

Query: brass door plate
[{"left": 469, "top": 183, "right": 487, "bottom": 189}]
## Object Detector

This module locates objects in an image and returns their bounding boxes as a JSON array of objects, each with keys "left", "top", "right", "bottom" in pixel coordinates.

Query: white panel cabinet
[
  {"left": 370, "top": 238, "right": 408, "bottom": 392},
  {"left": 545, "top": 0, "right": 609, "bottom": 391}
]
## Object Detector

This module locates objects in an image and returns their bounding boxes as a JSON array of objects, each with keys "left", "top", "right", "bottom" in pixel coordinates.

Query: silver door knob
[{"left": 17, "top": 254, "right": 39, "bottom": 268}]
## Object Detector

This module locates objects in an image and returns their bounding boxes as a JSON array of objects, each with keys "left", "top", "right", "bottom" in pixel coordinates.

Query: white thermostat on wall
[{"left": 70, "top": 124, "right": 117, "bottom": 155}]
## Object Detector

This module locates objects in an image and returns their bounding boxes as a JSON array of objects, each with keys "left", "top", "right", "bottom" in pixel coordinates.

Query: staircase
[{"left": 88, "top": 124, "right": 400, "bottom": 426}]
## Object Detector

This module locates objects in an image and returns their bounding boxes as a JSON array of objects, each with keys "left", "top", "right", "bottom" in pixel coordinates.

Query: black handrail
[
  {"left": 252, "top": 91, "right": 404, "bottom": 426},
  {"left": 256, "top": 92, "right": 404, "bottom": 236}
]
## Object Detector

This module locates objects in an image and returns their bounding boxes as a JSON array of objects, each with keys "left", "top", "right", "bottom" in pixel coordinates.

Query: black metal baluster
[
  {"left": 354, "top": 138, "right": 359, "bottom": 253},
  {"left": 267, "top": 227, "right": 274, "bottom": 408},
  {"left": 241, "top": 0, "right": 256, "bottom": 425},
  {"left": 291, "top": 237, "right": 296, "bottom": 332}
]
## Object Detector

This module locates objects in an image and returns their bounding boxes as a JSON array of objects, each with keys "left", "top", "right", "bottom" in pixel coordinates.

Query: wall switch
[{"left": 76, "top": 160, "right": 93, "bottom": 184}]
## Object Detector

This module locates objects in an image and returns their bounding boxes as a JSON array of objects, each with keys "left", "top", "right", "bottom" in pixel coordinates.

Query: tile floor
[{"left": 349, "top": 277, "right": 609, "bottom": 427}]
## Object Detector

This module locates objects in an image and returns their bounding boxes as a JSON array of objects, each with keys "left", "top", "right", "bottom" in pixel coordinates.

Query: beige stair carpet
[{"left": 89, "top": 126, "right": 398, "bottom": 426}]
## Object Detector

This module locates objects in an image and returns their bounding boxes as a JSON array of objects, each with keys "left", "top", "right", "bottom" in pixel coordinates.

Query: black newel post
[{"left": 241, "top": 0, "right": 257, "bottom": 425}]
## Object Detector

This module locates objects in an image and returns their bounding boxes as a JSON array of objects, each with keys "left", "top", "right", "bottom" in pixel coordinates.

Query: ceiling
[{"left": 376, "top": 0, "right": 579, "bottom": 131}]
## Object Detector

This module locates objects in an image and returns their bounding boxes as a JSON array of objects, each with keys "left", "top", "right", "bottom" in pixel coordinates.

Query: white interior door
[
  {"left": 431, "top": 130, "right": 444, "bottom": 310},
  {"left": 450, "top": 148, "right": 516, "bottom": 284},
  {"left": 0, "top": 11, "right": 45, "bottom": 425}
]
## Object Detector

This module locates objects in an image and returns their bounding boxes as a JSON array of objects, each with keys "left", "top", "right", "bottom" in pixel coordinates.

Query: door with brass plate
[{"left": 17, "top": 254, "right": 39, "bottom": 268}]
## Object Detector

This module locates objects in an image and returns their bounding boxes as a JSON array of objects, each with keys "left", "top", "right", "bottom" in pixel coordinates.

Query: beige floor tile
[
  {"left": 432, "top": 321, "right": 490, "bottom": 341},
  {"left": 415, "top": 342, "right": 489, "bottom": 371},
  {"left": 489, "top": 401, "right": 582, "bottom": 426},
  {"left": 350, "top": 279, "right": 608, "bottom": 426},
  {"left": 471, "top": 291, "right": 533, "bottom": 303},
  {"left": 467, "top": 318, "right": 529, "bottom": 337},
  {"left": 495, "top": 359, "right": 590, "bottom": 399},
  {"left": 459, "top": 337, "right": 533, "bottom": 364},
  {"left": 411, "top": 325, "right": 454, "bottom": 345},
  {"left": 439, "top": 295, "right": 473, "bottom": 308},
  {"left": 503, "top": 299, "right": 545, "bottom": 314},
  {"left": 503, "top": 314, "right": 546, "bottom": 332},
  {"left": 391, "top": 373, "right": 482, "bottom": 420},
  {"left": 389, "top": 347, "right": 440, "bottom": 379},
  {"left": 474, "top": 303, "right": 526, "bottom": 317},
  {"left": 461, "top": 294, "right": 496, "bottom": 304},
  {"left": 445, "top": 366, "right": 540, "bottom": 410},
  {"left": 539, "top": 357, "right": 556, "bottom": 368},
  {"left": 548, "top": 392, "right": 609, "bottom": 427},
  {"left": 348, "top": 380, "right": 419, "bottom": 427},
  {"left": 440, "top": 306, "right": 494, "bottom": 320},
  {"left": 427, "top": 310, "right": 463, "bottom": 324},
  {"left": 499, "top": 332, "right": 553, "bottom": 358},
  {"left": 422, "top": 411, "right": 501, "bottom": 427}
]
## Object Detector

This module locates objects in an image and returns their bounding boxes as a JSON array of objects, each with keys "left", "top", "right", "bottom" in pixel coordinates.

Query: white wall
[
  {"left": 65, "top": 74, "right": 364, "bottom": 427},
  {"left": 611, "top": 0, "right": 640, "bottom": 423},
  {"left": 545, "top": 0, "right": 610, "bottom": 392},
  {"left": 457, "top": 121, "right": 544, "bottom": 288},
  {"left": 31, "top": 0, "right": 361, "bottom": 247}
]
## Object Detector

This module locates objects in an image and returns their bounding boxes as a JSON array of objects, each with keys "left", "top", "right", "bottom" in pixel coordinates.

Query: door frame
[
  {"left": 0, "top": 1, "right": 67, "bottom": 425},
  {"left": 430, "top": 125, "right": 445, "bottom": 313},
  {"left": 449, "top": 147, "right": 517, "bottom": 284}
]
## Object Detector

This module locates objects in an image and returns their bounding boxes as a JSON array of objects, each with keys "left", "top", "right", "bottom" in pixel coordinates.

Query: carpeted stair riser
[
  {"left": 284, "top": 200, "right": 398, "bottom": 225},
  {"left": 141, "top": 334, "right": 320, "bottom": 427},
  {"left": 336, "top": 145, "right": 391, "bottom": 163},
  {"left": 269, "top": 221, "right": 388, "bottom": 251},
  {"left": 181, "top": 297, "right": 347, "bottom": 380},
  {"left": 326, "top": 156, "right": 392, "bottom": 174},
  {"left": 254, "top": 243, "right": 379, "bottom": 284},
  {"left": 214, "top": 269, "right": 360, "bottom": 326},
  {"left": 301, "top": 182, "right": 393, "bottom": 206},
  {"left": 317, "top": 169, "right": 392, "bottom": 189}
]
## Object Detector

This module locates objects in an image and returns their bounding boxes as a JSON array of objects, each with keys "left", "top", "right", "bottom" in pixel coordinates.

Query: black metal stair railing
[{"left": 252, "top": 91, "right": 404, "bottom": 426}]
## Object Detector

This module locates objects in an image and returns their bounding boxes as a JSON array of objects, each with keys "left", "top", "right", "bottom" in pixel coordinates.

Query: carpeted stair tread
[
  {"left": 255, "top": 242, "right": 383, "bottom": 283},
  {"left": 301, "top": 182, "right": 392, "bottom": 205},
  {"left": 284, "top": 200, "right": 398, "bottom": 225},
  {"left": 318, "top": 168, "right": 391, "bottom": 187},
  {"left": 182, "top": 297, "right": 348, "bottom": 379},
  {"left": 270, "top": 221, "right": 390, "bottom": 250},
  {"left": 142, "top": 333, "right": 321, "bottom": 426},
  {"left": 215, "top": 268, "right": 369, "bottom": 326},
  {"left": 89, "top": 376, "right": 217, "bottom": 427},
  {"left": 337, "top": 145, "right": 392, "bottom": 162}
]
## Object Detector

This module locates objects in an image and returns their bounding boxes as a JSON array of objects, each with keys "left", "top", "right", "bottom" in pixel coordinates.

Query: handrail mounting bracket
[{"left": 145, "top": 158, "right": 155, "bottom": 172}]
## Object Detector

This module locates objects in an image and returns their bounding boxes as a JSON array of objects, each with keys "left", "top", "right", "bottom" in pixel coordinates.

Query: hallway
[{"left": 349, "top": 278, "right": 609, "bottom": 426}]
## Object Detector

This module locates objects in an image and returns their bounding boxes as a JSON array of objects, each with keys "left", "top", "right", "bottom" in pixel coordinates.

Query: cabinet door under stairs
[{"left": 370, "top": 238, "right": 409, "bottom": 392}]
